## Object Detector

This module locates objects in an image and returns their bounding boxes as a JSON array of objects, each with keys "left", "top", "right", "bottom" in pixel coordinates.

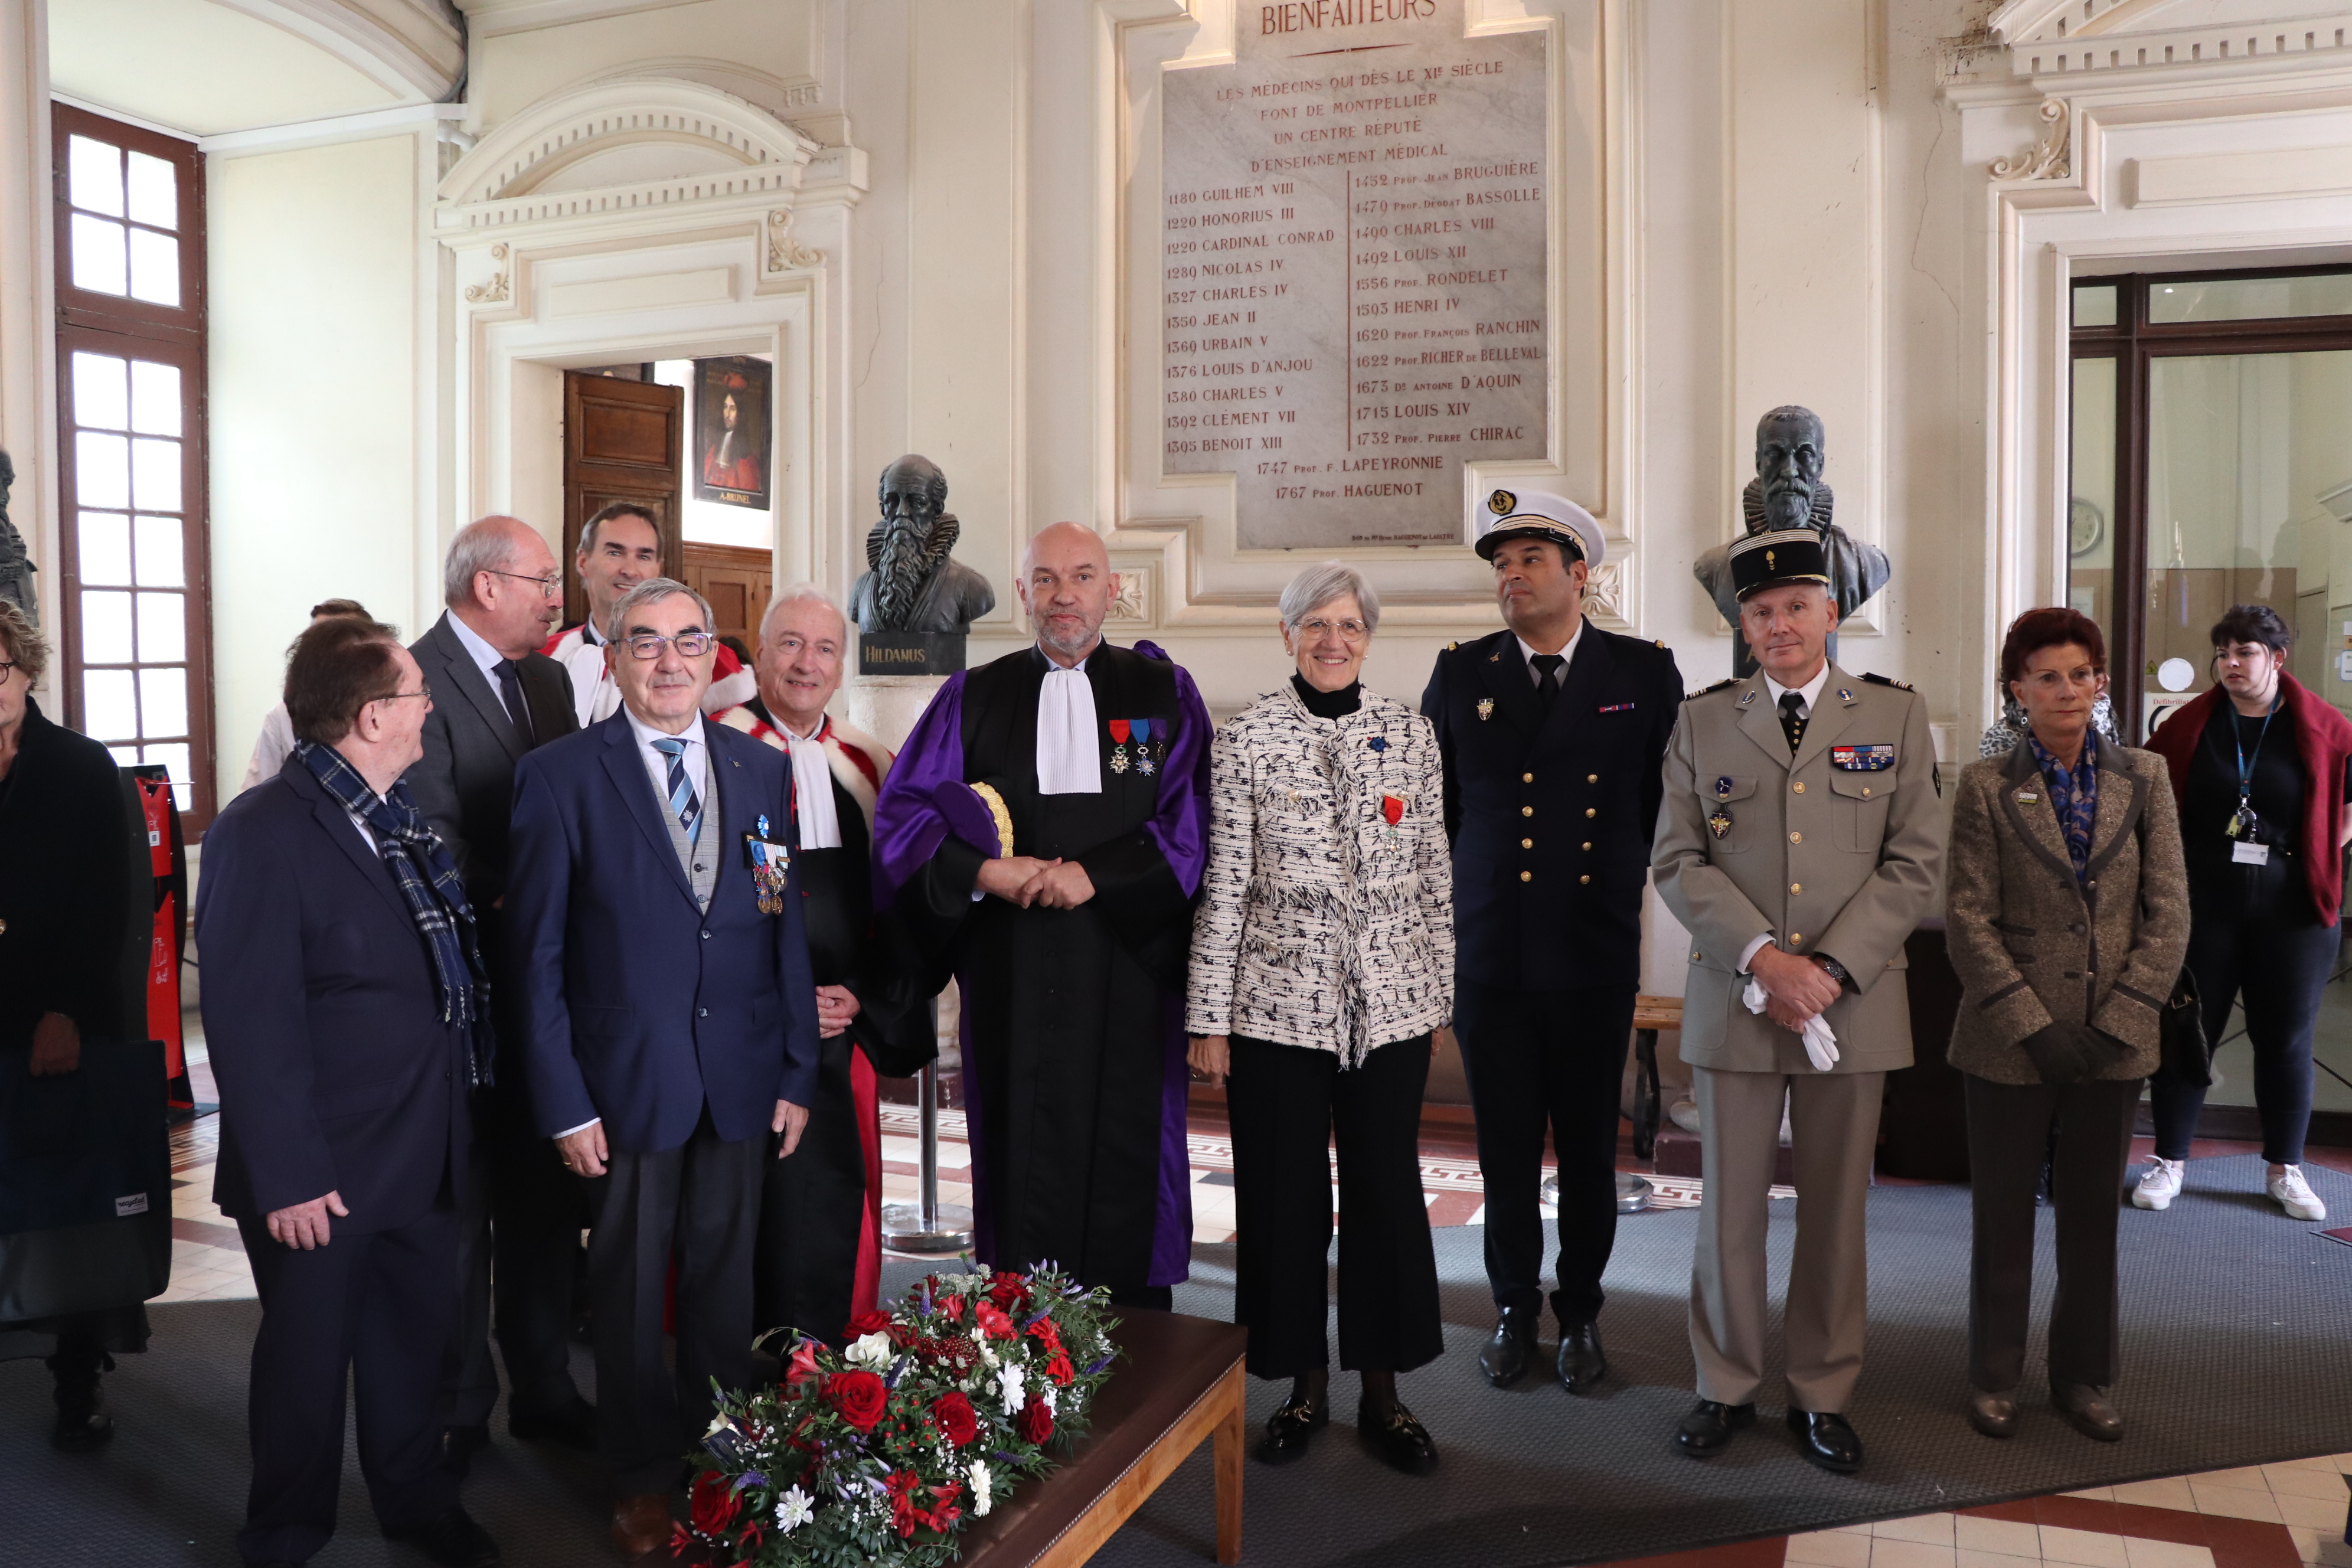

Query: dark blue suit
[
  {"left": 1423, "top": 624, "right": 1683, "bottom": 1329},
  {"left": 507, "top": 711, "right": 819, "bottom": 1492},
  {"left": 195, "top": 760, "right": 472, "bottom": 1565}
]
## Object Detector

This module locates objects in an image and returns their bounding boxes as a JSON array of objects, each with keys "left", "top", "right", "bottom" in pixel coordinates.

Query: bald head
[
  {"left": 1018, "top": 522, "right": 1118, "bottom": 665},
  {"left": 445, "top": 513, "right": 561, "bottom": 657}
]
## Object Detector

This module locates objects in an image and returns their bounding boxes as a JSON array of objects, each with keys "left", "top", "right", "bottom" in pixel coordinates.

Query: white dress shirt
[
  {"left": 1738, "top": 659, "right": 1833, "bottom": 974},
  {"left": 1516, "top": 619, "right": 1585, "bottom": 686},
  {"left": 623, "top": 705, "right": 710, "bottom": 835},
  {"left": 447, "top": 611, "right": 522, "bottom": 727},
  {"left": 1036, "top": 650, "right": 1101, "bottom": 796},
  {"left": 780, "top": 717, "right": 842, "bottom": 850}
]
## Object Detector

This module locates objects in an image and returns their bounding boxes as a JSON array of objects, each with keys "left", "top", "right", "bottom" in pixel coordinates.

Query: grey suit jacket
[
  {"left": 1943, "top": 739, "right": 2189, "bottom": 1085},
  {"left": 403, "top": 612, "right": 577, "bottom": 909},
  {"left": 1652, "top": 664, "right": 1945, "bottom": 1074}
]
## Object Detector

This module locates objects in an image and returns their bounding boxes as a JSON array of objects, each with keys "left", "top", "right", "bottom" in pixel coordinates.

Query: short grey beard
[{"left": 1038, "top": 615, "right": 1103, "bottom": 659}]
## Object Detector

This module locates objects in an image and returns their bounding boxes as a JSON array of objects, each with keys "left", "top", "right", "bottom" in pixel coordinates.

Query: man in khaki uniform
[{"left": 1651, "top": 528, "right": 1942, "bottom": 1473}]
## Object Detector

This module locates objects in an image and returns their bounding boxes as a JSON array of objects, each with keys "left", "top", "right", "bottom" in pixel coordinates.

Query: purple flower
[{"left": 1083, "top": 1354, "right": 1112, "bottom": 1375}]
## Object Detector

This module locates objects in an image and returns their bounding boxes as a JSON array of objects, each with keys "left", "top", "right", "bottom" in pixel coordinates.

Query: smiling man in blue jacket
[{"left": 507, "top": 577, "right": 819, "bottom": 1561}]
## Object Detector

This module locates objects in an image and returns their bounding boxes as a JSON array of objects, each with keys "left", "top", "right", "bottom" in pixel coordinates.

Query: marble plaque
[{"left": 1161, "top": 0, "right": 1549, "bottom": 551}]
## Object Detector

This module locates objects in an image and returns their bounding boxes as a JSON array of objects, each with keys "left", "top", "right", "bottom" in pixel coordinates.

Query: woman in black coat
[{"left": 0, "top": 602, "right": 142, "bottom": 1449}]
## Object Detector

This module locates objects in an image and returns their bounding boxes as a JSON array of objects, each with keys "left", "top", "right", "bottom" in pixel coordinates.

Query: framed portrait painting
[{"left": 692, "top": 355, "right": 771, "bottom": 510}]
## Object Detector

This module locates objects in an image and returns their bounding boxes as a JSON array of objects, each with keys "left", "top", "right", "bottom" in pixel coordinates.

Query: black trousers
[
  {"left": 1964, "top": 1074, "right": 2139, "bottom": 1393},
  {"left": 236, "top": 1203, "right": 460, "bottom": 1566},
  {"left": 1455, "top": 980, "right": 1637, "bottom": 1324},
  {"left": 1226, "top": 1034, "right": 1442, "bottom": 1380},
  {"left": 754, "top": 1030, "right": 865, "bottom": 1348},
  {"left": 582, "top": 1112, "right": 765, "bottom": 1497},
  {"left": 443, "top": 1081, "right": 590, "bottom": 1429},
  {"left": 2151, "top": 912, "right": 2335, "bottom": 1166}
]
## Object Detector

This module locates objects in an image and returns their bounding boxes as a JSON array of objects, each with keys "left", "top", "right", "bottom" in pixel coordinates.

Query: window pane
[
  {"left": 71, "top": 351, "right": 128, "bottom": 430},
  {"left": 128, "top": 227, "right": 179, "bottom": 306},
  {"left": 74, "top": 431, "right": 129, "bottom": 508},
  {"left": 67, "top": 135, "right": 122, "bottom": 216},
  {"left": 78, "top": 511, "right": 132, "bottom": 584},
  {"left": 142, "top": 743, "right": 192, "bottom": 811},
  {"left": 2150, "top": 272, "right": 2352, "bottom": 324},
  {"left": 133, "top": 515, "right": 183, "bottom": 587},
  {"left": 130, "top": 361, "right": 182, "bottom": 436},
  {"left": 130, "top": 437, "right": 180, "bottom": 512},
  {"left": 70, "top": 213, "right": 126, "bottom": 296},
  {"left": 138, "top": 667, "right": 188, "bottom": 739},
  {"left": 125, "top": 152, "right": 176, "bottom": 230},
  {"left": 136, "top": 591, "right": 185, "bottom": 663},
  {"left": 106, "top": 744, "right": 139, "bottom": 769},
  {"left": 83, "top": 668, "right": 137, "bottom": 740},
  {"left": 2067, "top": 359, "right": 2117, "bottom": 694},
  {"left": 80, "top": 589, "right": 133, "bottom": 663},
  {"left": 2073, "top": 284, "right": 2118, "bottom": 329}
]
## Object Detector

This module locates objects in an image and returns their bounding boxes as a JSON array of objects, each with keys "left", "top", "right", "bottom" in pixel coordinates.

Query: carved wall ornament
[
  {"left": 1108, "top": 567, "right": 1152, "bottom": 625},
  {"left": 464, "top": 243, "right": 511, "bottom": 304},
  {"left": 1582, "top": 558, "right": 1624, "bottom": 628},
  {"left": 1992, "top": 97, "right": 2071, "bottom": 181},
  {"left": 766, "top": 208, "right": 823, "bottom": 272}
]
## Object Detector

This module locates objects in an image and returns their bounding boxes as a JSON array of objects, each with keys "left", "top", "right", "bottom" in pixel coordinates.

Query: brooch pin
[
  {"left": 1368, "top": 736, "right": 1388, "bottom": 753},
  {"left": 1477, "top": 698, "right": 1495, "bottom": 721},
  {"left": 1715, "top": 776, "right": 1735, "bottom": 798},
  {"left": 1740, "top": 690, "right": 1758, "bottom": 706},
  {"left": 1709, "top": 808, "right": 1733, "bottom": 840}
]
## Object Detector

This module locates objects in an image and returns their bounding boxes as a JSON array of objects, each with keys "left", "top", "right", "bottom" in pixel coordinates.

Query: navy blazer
[
  {"left": 193, "top": 760, "right": 472, "bottom": 1231},
  {"left": 508, "top": 713, "right": 821, "bottom": 1153},
  {"left": 1422, "top": 625, "right": 1683, "bottom": 990}
]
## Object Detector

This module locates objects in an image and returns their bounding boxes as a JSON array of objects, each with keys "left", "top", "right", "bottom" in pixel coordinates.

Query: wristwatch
[{"left": 1812, "top": 955, "right": 1851, "bottom": 988}]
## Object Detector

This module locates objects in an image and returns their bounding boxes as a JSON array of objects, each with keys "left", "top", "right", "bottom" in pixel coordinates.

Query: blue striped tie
[{"left": 651, "top": 736, "right": 701, "bottom": 845}]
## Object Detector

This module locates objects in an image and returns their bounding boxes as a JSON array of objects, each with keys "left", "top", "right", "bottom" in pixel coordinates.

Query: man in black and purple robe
[{"left": 873, "top": 522, "right": 1210, "bottom": 1308}]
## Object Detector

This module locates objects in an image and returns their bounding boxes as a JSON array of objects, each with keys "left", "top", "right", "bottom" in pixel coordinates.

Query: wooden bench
[
  {"left": 956, "top": 1308, "right": 1249, "bottom": 1568},
  {"left": 1629, "top": 994, "right": 1684, "bottom": 1161}
]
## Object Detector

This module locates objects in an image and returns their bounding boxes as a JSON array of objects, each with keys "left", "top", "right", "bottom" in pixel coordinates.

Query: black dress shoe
[
  {"left": 385, "top": 1507, "right": 502, "bottom": 1567},
  {"left": 1555, "top": 1320, "right": 1607, "bottom": 1393},
  {"left": 1786, "top": 1409, "right": 1863, "bottom": 1474},
  {"left": 1966, "top": 1390, "right": 2018, "bottom": 1439},
  {"left": 1674, "top": 1399, "right": 1755, "bottom": 1458},
  {"left": 1255, "top": 1394, "right": 1327, "bottom": 1465},
  {"left": 1358, "top": 1400, "right": 1439, "bottom": 1475},
  {"left": 442, "top": 1423, "right": 490, "bottom": 1462},
  {"left": 2051, "top": 1383, "right": 2124, "bottom": 1443},
  {"left": 1478, "top": 1305, "right": 1539, "bottom": 1388},
  {"left": 51, "top": 1399, "right": 115, "bottom": 1452},
  {"left": 509, "top": 1396, "right": 597, "bottom": 1451}
]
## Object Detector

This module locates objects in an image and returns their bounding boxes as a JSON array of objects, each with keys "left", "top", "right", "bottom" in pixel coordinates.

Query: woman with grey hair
[{"left": 1187, "top": 560, "right": 1452, "bottom": 1476}]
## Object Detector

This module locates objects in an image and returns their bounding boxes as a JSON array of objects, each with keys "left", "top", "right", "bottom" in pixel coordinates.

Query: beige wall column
[{"left": 0, "top": 0, "right": 57, "bottom": 698}]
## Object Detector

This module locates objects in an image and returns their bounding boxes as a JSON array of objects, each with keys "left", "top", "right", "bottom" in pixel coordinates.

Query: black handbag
[{"left": 2154, "top": 966, "right": 2211, "bottom": 1088}]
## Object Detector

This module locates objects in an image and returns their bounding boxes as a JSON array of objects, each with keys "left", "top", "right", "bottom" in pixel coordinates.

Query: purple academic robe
[{"left": 873, "top": 641, "right": 1210, "bottom": 1289}]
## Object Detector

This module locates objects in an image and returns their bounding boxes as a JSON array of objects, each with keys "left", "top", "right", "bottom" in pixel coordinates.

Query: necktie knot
[
  {"left": 651, "top": 736, "right": 685, "bottom": 759},
  {"left": 1530, "top": 652, "right": 1565, "bottom": 711},
  {"left": 652, "top": 737, "right": 701, "bottom": 842}
]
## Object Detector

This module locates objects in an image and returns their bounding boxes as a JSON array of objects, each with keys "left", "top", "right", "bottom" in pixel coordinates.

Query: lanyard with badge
[{"left": 2224, "top": 695, "right": 2278, "bottom": 865}]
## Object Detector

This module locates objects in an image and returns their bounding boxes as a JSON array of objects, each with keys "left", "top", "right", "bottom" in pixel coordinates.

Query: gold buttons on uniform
[
  {"left": 1585, "top": 808, "right": 1596, "bottom": 818},
  {"left": 1521, "top": 806, "right": 1534, "bottom": 818},
  {"left": 1521, "top": 838, "right": 1533, "bottom": 849},
  {"left": 1791, "top": 883, "right": 1802, "bottom": 894},
  {"left": 1792, "top": 782, "right": 1805, "bottom": 793},
  {"left": 1581, "top": 841, "right": 1592, "bottom": 851},
  {"left": 1789, "top": 831, "right": 1802, "bottom": 844},
  {"left": 1587, "top": 773, "right": 1598, "bottom": 783},
  {"left": 1520, "top": 870, "right": 1533, "bottom": 882},
  {"left": 1861, "top": 786, "right": 1873, "bottom": 798},
  {"left": 1791, "top": 933, "right": 1803, "bottom": 944},
  {"left": 1523, "top": 772, "right": 1534, "bottom": 783},
  {"left": 1579, "top": 875, "right": 1590, "bottom": 884}
]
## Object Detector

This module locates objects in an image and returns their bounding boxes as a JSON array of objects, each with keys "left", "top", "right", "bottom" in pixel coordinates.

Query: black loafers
[
  {"left": 1786, "top": 1409, "right": 1863, "bottom": 1474},
  {"left": 1966, "top": 1390, "right": 2018, "bottom": 1438},
  {"left": 442, "top": 1423, "right": 491, "bottom": 1462},
  {"left": 384, "top": 1507, "right": 502, "bottom": 1568},
  {"left": 1255, "top": 1394, "right": 1327, "bottom": 1466},
  {"left": 2052, "top": 1383, "right": 2124, "bottom": 1442},
  {"left": 509, "top": 1396, "right": 598, "bottom": 1452},
  {"left": 1358, "top": 1400, "right": 1439, "bottom": 1476},
  {"left": 1674, "top": 1399, "right": 1756, "bottom": 1458},
  {"left": 1478, "top": 1305, "right": 1539, "bottom": 1389},
  {"left": 1555, "top": 1320, "right": 1608, "bottom": 1393}
]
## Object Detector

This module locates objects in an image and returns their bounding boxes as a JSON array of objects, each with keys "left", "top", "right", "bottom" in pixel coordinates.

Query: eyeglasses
[
  {"left": 626, "top": 631, "right": 715, "bottom": 661},
  {"left": 1296, "top": 618, "right": 1370, "bottom": 642},
  {"left": 488, "top": 569, "right": 563, "bottom": 599},
  {"left": 0, "top": 658, "right": 16, "bottom": 682},
  {"left": 373, "top": 687, "right": 433, "bottom": 705}
]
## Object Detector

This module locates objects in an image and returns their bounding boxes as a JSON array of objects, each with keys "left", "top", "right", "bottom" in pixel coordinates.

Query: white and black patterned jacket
[{"left": 1185, "top": 684, "right": 1453, "bottom": 1064}]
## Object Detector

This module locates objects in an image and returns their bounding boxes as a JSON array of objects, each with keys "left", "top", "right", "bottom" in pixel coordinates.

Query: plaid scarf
[
  {"left": 298, "top": 740, "right": 494, "bottom": 1085},
  {"left": 2026, "top": 732, "right": 2099, "bottom": 882}
]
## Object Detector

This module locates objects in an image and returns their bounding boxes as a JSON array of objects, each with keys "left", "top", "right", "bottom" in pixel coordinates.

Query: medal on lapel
[
  {"left": 1108, "top": 719, "right": 1131, "bottom": 774},
  {"left": 1381, "top": 793, "right": 1404, "bottom": 845},
  {"left": 1709, "top": 807, "right": 1733, "bottom": 840},
  {"left": 744, "top": 813, "right": 790, "bottom": 916},
  {"left": 1133, "top": 717, "right": 1157, "bottom": 775},
  {"left": 1477, "top": 698, "right": 1495, "bottom": 722}
]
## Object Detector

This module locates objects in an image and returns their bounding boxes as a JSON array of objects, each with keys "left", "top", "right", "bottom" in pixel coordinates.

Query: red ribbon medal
[
  {"left": 1381, "top": 795, "right": 1404, "bottom": 826},
  {"left": 1107, "top": 718, "right": 1132, "bottom": 774},
  {"left": 1107, "top": 720, "right": 1131, "bottom": 743}
]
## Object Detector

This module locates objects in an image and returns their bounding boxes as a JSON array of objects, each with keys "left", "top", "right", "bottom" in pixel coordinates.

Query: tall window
[{"left": 51, "top": 103, "right": 214, "bottom": 825}]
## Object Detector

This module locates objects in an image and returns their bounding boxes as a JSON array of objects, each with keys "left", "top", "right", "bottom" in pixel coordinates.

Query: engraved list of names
[{"left": 1160, "top": 0, "right": 1547, "bottom": 551}]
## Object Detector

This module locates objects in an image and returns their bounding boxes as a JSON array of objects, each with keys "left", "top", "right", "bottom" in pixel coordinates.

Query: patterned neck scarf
[
  {"left": 296, "top": 740, "right": 494, "bottom": 1084},
  {"left": 2026, "top": 732, "right": 2099, "bottom": 881}
]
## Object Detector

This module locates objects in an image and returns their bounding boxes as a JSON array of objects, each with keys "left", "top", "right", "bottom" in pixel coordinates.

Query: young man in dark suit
[
  {"left": 508, "top": 578, "right": 821, "bottom": 1561},
  {"left": 403, "top": 514, "right": 594, "bottom": 1459},
  {"left": 197, "top": 617, "right": 498, "bottom": 1568},
  {"left": 1422, "top": 488, "right": 1684, "bottom": 1397}
]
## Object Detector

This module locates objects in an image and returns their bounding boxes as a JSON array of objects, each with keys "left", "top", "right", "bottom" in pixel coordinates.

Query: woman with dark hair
[
  {"left": 1945, "top": 607, "right": 2188, "bottom": 1442},
  {"left": 2136, "top": 603, "right": 2352, "bottom": 1223}
]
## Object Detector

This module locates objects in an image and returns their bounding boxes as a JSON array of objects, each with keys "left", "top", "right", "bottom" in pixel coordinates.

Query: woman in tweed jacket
[
  {"left": 1944, "top": 608, "right": 2188, "bottom": 1446},
  {"left": 1186, "top": 561, "right": 1452, "bottom": 1478}
]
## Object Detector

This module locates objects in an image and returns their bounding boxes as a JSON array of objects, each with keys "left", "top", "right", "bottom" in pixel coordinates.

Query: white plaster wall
[{"left": 206, "top": 132, "right": 424, "bottom": 803}]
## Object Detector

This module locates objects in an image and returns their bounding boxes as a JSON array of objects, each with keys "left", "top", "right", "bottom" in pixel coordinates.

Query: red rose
[
  {"left": 827, "top": 1369, "right": 889, "bottom": 1432},
  {"left": 974, "top": 1301, "right": 1015, "bottom": 1340},
  {"left": 689, "top": 1469, "right": 740, "bottom": 1534},
  {"left": 988, "top": 1272, "right": 1031, "bottom": 1312},
  {"left": 1046, "top": 1352, "right": 1074, "bottom": 1387},
  {"left": 932, "top": 1390, "right": 979, "bottom": 1446},
  {"left": 844, "top": 1309, "right": 894, "bottom": 1341},
  {"left": 1017, "top": 1398, "right": 1054, "bottom": 1445}
]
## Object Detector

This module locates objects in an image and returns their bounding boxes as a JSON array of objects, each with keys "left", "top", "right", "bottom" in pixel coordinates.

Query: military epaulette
[
  {"left": 1687, "top": 677, "right": 1740, "bottom": 701},
  {"left": 1860, "top": 672, "right": 1915, "bottom": 692}
]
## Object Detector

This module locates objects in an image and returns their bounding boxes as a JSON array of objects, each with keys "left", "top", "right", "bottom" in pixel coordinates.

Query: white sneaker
[
  {"left": 2267, "top": 1164, "right": 2328, "bottom": 1221},
  {"left": 2131, "top": 1157, "right": 2185, "bottom": 1211}
]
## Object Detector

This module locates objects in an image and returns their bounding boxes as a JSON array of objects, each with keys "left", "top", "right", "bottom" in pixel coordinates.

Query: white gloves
[{"left": 1743, "top": 976, "right": 1839, "bottom": 1072}]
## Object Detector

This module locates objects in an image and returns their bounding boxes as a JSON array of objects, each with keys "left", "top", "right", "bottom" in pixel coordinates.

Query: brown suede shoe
[{"left": 610, "top": 1495, "right": 671, "bottom": 1560}]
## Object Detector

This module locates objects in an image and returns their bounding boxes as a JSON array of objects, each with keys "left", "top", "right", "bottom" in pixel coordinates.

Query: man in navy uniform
[{"left": 1422, "top": 488, "right": 1683, "bottom": 1394}]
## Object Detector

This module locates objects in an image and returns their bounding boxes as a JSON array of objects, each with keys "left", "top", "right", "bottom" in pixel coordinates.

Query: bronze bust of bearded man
[{"left": 848, "top": 454, "right": 997, "bottom": 637}]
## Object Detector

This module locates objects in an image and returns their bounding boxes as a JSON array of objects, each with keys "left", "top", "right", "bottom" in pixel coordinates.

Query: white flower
[
  {"left": 968, "top": 1461, "right": 994, "bottom": 1518},
  {"left": 979, "top": 1342, "right": 1000, "bottom": 1369},
  {"left": 1040, "top": 1380, "right": 1058, "bottom": 1416},
  {"left": 704, "top": 1412, "right": 735, "bottom": 1439},
  {"left": 844, "top": 1331, "right": 893, "bottom": 1368},
  {"left": 776, "top": 1485, "right": 815, "bottom": 1533},
  {"left": 997, "top": 1363, "right": 1027, "bottom": 1415}
]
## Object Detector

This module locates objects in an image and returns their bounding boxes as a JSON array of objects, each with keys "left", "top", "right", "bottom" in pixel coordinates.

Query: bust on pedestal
[{"left": 848, "top": 455, "right": 994, "bottom": 679}]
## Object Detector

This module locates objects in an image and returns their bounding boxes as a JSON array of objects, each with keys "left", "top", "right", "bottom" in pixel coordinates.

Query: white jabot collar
[
  {"left": 1037, "top": 648, "right": 1101, "bottom": 796},
  {"left": 782, "top": 714, "right": 842, "bottom": 850},
  {"left": 1763, "top": 661, "right": 1831, "bottom": 718}
]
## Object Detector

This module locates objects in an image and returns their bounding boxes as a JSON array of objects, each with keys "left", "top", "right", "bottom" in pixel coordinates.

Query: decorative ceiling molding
[
  {"left": 436, "top": 75, "right": 824, "bottom": 231},
  {"left": 1988, "top": 0, "right": 2352, "bottom": 83},
  {"left": 453, "top": 0, "right": 694, "bottom": 40},
  {"left": 210, "top": 0, "right": 464, "bottom": 101}
]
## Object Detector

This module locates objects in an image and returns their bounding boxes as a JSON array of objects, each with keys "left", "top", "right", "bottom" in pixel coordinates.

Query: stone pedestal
[{"left": 842, "top": 672, "right": 948, "bottom": 753}]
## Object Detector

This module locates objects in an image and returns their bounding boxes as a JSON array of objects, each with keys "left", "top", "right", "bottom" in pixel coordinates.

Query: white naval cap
[{"left": 1472, "top": 486, "right": 1605, "bottom": 568}]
